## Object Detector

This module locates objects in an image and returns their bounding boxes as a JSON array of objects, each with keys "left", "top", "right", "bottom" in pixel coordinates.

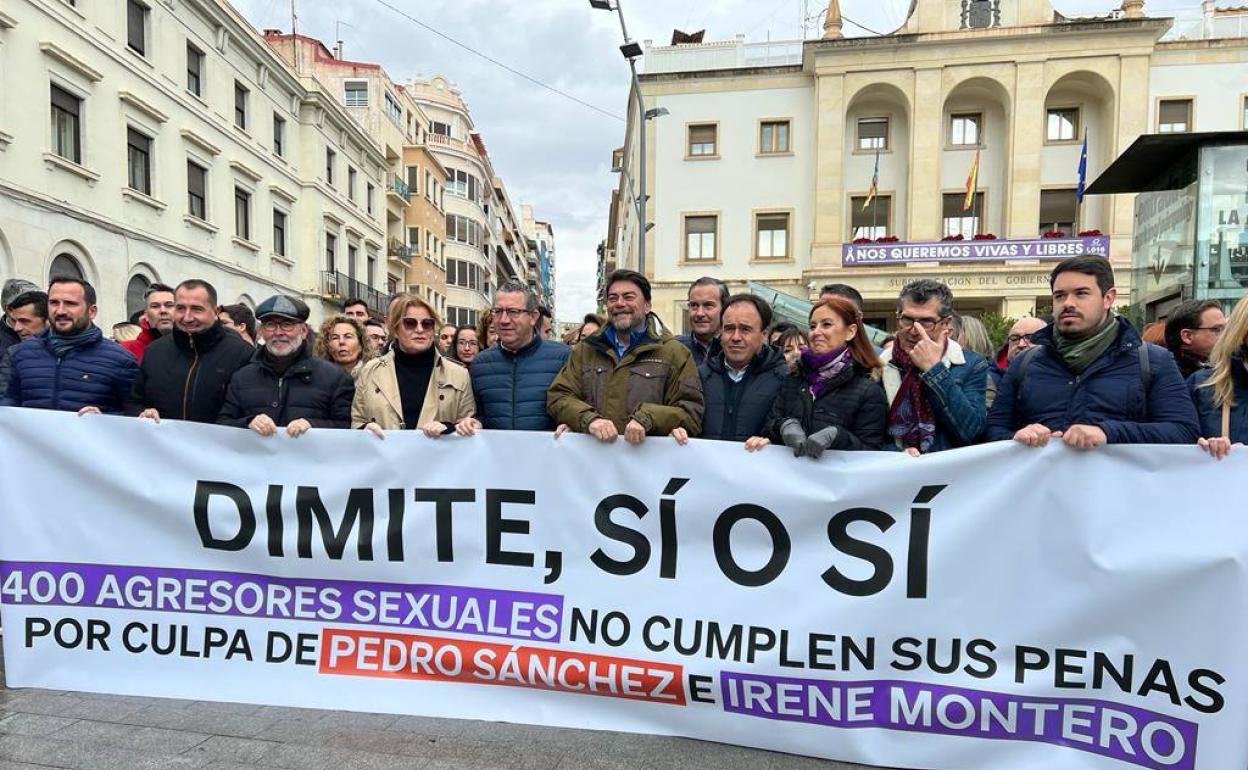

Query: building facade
[
  {"left": 0, "top": 0, "right": 388, "bottom": 327},
  {"left": 608, "top": 0, "right": 1248, "bottom": 331},
  {"left": 522, "top": 204, "right": 556, "bottom": 315}
]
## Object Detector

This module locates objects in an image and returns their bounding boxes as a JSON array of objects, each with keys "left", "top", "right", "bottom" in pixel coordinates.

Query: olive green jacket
[{"left": 546, "top": 317, "right": 704, "bottom": 435}]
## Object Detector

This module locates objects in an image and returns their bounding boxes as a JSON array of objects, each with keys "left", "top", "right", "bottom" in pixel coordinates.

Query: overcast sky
[{"left": 233, "top": 0, "right": 1206, "bottom": 321}]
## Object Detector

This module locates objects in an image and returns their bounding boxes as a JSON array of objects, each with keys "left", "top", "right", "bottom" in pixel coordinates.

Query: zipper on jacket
[
  {"left": 182, "top": 335, "right": 200, "bottom": 420},
  {"left": 52, "top": 353, "right": 64, "bottom": 411},
  {"left": 510, "top": 356, "right": 518, "bottom": 429}
]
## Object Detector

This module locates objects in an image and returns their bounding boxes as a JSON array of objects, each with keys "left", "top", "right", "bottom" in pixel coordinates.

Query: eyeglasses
[
  {"left": 1195, "top": 325, "right": 1226, "bottom": 334},
  {"left": 260, "top": 319, "right": 299, "bottom": 332},
  {"left": 491, "top": 307, "right": 532, "bottom": 319},
  {"left": 1007, "top": 332, "right": 1041, "bottom": 345},
  {"left": 399, "top": 318, "right": 437, "bottom": 331},
  {"left": 457, "top": 339, "right": 481, "bottom": 349},
  {"left": 896, "top": 315, "right": 946, "bottom": 332}
]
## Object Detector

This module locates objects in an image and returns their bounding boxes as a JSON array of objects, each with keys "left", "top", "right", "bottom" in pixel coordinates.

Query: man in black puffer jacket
[
  {"left": 128, "top": 280, "right": 253, "bottom": 423},
  {"left": 678, "top": 294, "right": 790, "bottom": 446},
  {"left": 218, "top": 295, "right": 353, "bottom": 436}
]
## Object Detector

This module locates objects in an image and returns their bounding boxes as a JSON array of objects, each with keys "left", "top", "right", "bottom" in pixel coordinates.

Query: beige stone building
[
  {"left": 608, "top": 0, "right": 1248, "bottom": 331},
  {"left": 402, "top": 142, "right": 449, "bottom": 315}
]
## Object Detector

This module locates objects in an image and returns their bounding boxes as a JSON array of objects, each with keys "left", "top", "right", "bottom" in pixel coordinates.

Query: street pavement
[{"left": 0, "top": 648, "right": 898, "bottom": 770}]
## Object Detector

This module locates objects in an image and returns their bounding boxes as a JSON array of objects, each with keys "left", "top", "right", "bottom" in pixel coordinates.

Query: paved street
[{"left": 0, "top": 647, "right": 894, "bottom": 770}]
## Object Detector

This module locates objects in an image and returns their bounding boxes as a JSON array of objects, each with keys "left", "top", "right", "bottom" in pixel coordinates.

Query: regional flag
[
  {"left": 962, "top": 148, "right": 980, "bottom": 211},
  {"left": 862, "top": 149, "right": 880, "bottom": 210},
  {"left": 1076, "top": 132, "right": 1088, "bottom": 203}
]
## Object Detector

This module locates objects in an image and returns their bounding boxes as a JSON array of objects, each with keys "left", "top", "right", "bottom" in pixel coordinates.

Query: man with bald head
[{"left": 1005, "top": 317, "right": 1047, "bottom": 363}]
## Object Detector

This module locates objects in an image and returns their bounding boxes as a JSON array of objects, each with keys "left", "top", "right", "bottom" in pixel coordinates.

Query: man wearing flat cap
[{"left": 217, "top": 295, "right": 354, "bottom": 436}]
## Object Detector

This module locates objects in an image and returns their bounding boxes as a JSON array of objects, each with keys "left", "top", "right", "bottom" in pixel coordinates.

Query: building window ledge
[
  {"left": 42, "top": 152, "right": 100, "bottom": 184},
  {"left": 679, "top": 259, "right": 722, "bottom": 267},
  {"left": 119, "top": 91, "right": 168, "bottom": 123},
  {"left": 756, "top": 151, "right": 795, "bottom": 158},
  {"left": 180, "top": 128, "right": 221, "bottom": 156},
  {"left": 750, "top": 257, "right": 795, "bottom": 265},
  {"left": 232, "top": 236, "right": 261, "bottom": 253},
  {"left": 122, "top": 187, "right": 166, "bottom": 211},
  {"left": 184, "top": 214, "right": 218, "bottom": 234},
  {"left": 229, "top": 160, "right": 262, "bottom": 183},
  {"left": 0, "top": 130, "right": 12, "bottom": 151},
  {"left": 0, "top": 9, "right": 18, "bottom": 28},
  {"left": 271, "top": 253, "right": 295, "bottom": 267},
  {"left": 683, "top": 155, "right": 721, "bottom": 162}
]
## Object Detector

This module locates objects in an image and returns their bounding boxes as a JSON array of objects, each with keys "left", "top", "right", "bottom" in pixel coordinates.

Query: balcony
[
  {"left": 387, "top": 238, "right": 413, "bottom": 266},
  {"left": 386, "top": 173, "right": 410, "bottom": 205},
  {"left": 320, "top": 271, "right": 388, "bottom": 317}
]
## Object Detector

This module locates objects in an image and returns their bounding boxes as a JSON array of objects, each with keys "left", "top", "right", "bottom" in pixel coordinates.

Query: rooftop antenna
[
  {"left": 290, "top": 0, "right": 299, "bottom": 72},
  {"left": 334, "top": 20, "right": 354, "bottom": 59}
]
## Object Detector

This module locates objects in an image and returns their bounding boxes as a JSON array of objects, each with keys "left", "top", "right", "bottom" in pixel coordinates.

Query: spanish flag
[
  {"left": 862, "top": 149, "right": 880, "bottom": 210},
  {"left": 962, "top": 148, "right": 980, "bottom": 211}
]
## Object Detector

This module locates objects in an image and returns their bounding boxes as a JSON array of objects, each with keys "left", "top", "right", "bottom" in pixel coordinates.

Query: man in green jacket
[{"left": 547, "top": 269, "right": 703, "bottom": 444}]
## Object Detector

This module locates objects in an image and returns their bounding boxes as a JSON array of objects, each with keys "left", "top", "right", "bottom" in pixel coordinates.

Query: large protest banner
[{"left": 1, "top": 407, "right": 1245, "bottom": 770}]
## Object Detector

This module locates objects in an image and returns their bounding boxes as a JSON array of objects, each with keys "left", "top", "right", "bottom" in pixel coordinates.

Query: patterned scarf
[
  {"left": 887, "top": 340, "right": 939, "bottom": 453},
  {"left": 46, "top": 324, "right": 101, "bottom": 359},
  {"left": 1053, "top": 315, "right": 1119, "bottom": 375},
  {"left": 801, "top": 346, "right": 853, "bottom": 399}
]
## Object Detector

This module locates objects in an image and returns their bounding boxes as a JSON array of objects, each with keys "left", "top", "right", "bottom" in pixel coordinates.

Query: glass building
[{"left": 1088, "top": 131, "right": 1248, "bottom": 321}]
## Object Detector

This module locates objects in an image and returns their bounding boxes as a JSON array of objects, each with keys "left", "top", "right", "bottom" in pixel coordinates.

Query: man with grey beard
[{"left": 217, "top": 295, "right": 354, "bottom": 436}]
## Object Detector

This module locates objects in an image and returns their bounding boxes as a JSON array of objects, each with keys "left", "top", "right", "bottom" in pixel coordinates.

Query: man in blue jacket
[
  {"left": 1, "top": 277, "right": 137, "bottom": 415},
  {"left": 987, "top": 256, "right": 1199, "bottom": 448},
  {"left": 464, "top": 280, "right": 570, "bottom": 432}
]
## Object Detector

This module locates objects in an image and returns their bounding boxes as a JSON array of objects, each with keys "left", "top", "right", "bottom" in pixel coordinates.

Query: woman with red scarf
[{"left": 760, "top": 296, "right": 887, "bottom": 457}]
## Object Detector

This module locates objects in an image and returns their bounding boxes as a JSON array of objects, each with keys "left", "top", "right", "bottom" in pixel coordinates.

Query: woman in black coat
[{"left": 760, "top": 295, "right": 888, "bottom": 457}]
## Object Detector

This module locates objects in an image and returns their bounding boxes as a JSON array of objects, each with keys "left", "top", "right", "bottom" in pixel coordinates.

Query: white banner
[{"left": 1, "top": 406, "right": 1245, "bottom": 770}]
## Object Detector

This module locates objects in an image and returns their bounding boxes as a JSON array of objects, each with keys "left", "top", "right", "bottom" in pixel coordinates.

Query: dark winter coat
[
  {"left": 0, "top": 321, "right": 19, "bottom": 362},
  {"left": 217, "top": 343, "right": 354, "bottom": 429},
  {"left": 470, "top": 332, "right": 570, "bottom": 431},
  {"left": 987, "top": 317, "right": 1199, "bottom": 444},
  {"left": 127, "top": 322, "right": 254, "bottom": 423},
  {"left": 1188, "top": 353, "right": 1248, "bottom": 444},
  {"left": 766, "top": 360, "right": 889, "bottom": 451},
  {"left": 698, "top": 345, "right": 791, "bottom": 442},
  {"left": 0, "top": 326, "right": 138, "bottom": 413},
  {"left": 676, "top": 334, "right": 721, "bottom": 368}
]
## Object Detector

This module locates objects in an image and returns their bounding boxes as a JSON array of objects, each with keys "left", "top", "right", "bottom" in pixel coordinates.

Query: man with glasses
[
  {"left": 1164, "top": 299, "right": 1226, "bottom": 379},
  {"left": 884, "top": 279, "right": 989, "bottom": 454},
  {"left": 988, "top": 257, "right": 1198, "bottom": 449},
  {"left": 676, "top": 276, "right": 727, "bottom": 367},
  {"left": 218, "top": 295, "right": 354, "bottom": 436},
  {"left": 1005, "top": 317, "right": 1048, "bottom": 363},
  {"left": 548, "top": 269, "right": 703, "bottom": 444},
  {"left": 460, "top": 280, "right": 570, "bottom": 433}
]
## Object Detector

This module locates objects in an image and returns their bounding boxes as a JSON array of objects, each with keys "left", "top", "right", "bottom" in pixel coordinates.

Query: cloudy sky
[{"left": 232, "top": 0, "right": 1204, "bottom": 321}]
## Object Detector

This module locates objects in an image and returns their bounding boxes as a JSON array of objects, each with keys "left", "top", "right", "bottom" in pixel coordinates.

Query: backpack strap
[
  {"left": 1012, "top": 346, "right": 1042, "bottom": 413},
  {"left": 1138, "top": 343, "right": 1152, "bottom": 420}
]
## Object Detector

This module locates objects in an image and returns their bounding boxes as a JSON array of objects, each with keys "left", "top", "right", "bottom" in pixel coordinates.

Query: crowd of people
[{"left": 0, "top": 254, "right": 1244, "bottom": 461}]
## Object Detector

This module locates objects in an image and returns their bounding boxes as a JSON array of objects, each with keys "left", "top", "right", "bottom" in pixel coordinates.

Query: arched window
[
  {"left": 126, "top": 274, "right": 151, "bottom": 318},
  {"left": 49, "top": 253, "right": 84, "bottom": 281}
]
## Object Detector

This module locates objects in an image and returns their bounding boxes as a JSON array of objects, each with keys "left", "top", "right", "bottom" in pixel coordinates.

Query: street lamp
[{"left": 588, "top": 0, "right": 662, "bottom": 276}]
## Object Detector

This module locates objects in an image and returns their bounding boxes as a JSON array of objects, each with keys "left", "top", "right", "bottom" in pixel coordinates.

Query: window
[
  {"left": 446, "top": 169, "right": 480, "bottom": 202},
  {"left": 857, "top": 117, "right": 888, "bottom": 151},
  {"left": 755, "top": 213, "right": 790, "bottom": 259},
  {"left": 445, "top": 214, "right": 483, "bottom": 246},
  {"left": 385, "top": 92, "right": 402, "bottom": 127},
  {"left": 344, "top": 82, "right": 368, "bottom": 108},
  {"left": 187, "top": 161, "right": 207, "bottom": 219},
  {"left": 431, "top": 121, "right": 451, "bottom": 136},
  {"left": 272, "top": 115, "right": 285, "bottom": 157},
  {"left": 186, "top": 43, "right": 204, "bottom": 97},
  {"left": 943, "top": 192, "right": 983, "bottom": 238},
  {"left": 126, "top": 0, "right": 148, "bottom": 57},
  {"left": 233, "top": 81, "right": 248, "bottom": 130},
  {"left": 348, "top": 245, "right": 358, "bottom": 280},
  {"left": 367, "top": 253, "right": 376, "bottom": 287},
  {"left": 326, "top": 233, "right": 337, "bottom": 273},
  {"left": 760, "top": 120, "right": 790, "bottom": 154},
  {"left": 325, "top": 149, "right": 335, "bottom": 185},
  {"left": 366, "top": 183, "right": 374, "bottom": 215},
  {"left": 1158, "top": 99, "right": 1192, "bottom": 133},
  {"left": 949, "top": 113, "right": 981, "bottom": 146},
  {"left": 234, "top": 187, "right": 251, "bottom": 241},
  {"left": 273, "top": 210, "right": 287, "bottom": 256},
  {"left": 406, "top": 166, "right": 419, "bottom": 196},
  {"left": 126, "top": 274, "right": 151, "bottom": 318},
  {"left": 1046, "top": 108, "right": 1078, "bottom": 142},
  {"left": 50, "top": 254, "right": 85, "bottom": 281},
  {"left": 1039, "top": 189, "right": 1077, "bottom": 235},
  {"left": 851, "top": 195, "right": 892, "bottom": 240},
  {"left": 126, "top": 128, "right": 152, "bottom": 195},
  {"left": 348, "top": 167, "right": 357, "bottom": 201},
  {"left": 408, "top": 226, "right": 421, "bottom": 251},
  {"left": 50, "top": 84, "right": 82, "bottom": 164},
  {"left": 687, "top": 124, "right": 717, "bottom": 157},
  {"left": 684, "top": 215, "right": 717, "bottom": 261}
]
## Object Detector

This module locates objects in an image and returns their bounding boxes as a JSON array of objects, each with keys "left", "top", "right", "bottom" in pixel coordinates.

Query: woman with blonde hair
[
  {"left": 313, "top": 315, "right": 374, "bottom": 380},
  {"left": 352, "top": 293, "right": 476, "bottom": 438},
  {"left": 1191, "top": 294, "right": 1248, "bottom": 459}
]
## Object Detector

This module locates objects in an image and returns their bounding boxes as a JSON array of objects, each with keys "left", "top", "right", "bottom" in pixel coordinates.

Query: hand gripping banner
[{"left": 1, "top": 407, "right": 1246, "bottom": 770}]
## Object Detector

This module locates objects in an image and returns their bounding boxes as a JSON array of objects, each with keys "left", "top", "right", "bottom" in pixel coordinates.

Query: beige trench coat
[{"left": 351, "top": 350, "right": 475, "bottom": 429}]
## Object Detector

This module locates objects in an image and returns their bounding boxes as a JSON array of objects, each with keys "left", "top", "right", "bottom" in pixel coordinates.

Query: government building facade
[{"left": 606, "top": 0, "right": 1248, "bottom": 331}]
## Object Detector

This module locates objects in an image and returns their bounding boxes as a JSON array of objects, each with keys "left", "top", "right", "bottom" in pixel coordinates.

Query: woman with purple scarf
[{"left": 760, "top": 296, "right": 888, "bottom": 457}]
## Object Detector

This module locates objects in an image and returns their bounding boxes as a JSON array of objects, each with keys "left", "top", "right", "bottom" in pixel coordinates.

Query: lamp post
[{"left": 589, "top": 0, "right": 662, "bottom": 276}]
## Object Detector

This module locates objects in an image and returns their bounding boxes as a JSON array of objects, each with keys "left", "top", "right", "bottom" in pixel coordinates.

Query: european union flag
[{"left": 1076, "top": 132, "right": 1088, "bottom": 204}]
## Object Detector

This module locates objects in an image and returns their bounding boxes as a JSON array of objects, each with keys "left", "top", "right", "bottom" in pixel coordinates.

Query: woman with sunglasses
[{"left": 352, "top": 293, "right": 476, "bottom": 438}]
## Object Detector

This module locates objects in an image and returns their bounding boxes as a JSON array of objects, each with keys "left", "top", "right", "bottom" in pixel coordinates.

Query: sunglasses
[{"left": 400, "top": 318, "right": 436, "bottom": 331}]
